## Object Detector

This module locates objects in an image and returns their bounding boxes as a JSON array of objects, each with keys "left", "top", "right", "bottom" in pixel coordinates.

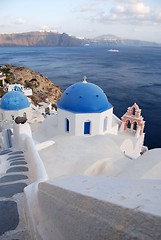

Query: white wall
[
  {"left": 0, "top": 106, "right": 32, "bottom": 121},
  {"left": 57, "top": 108, "right": 117, "bottom": 136},
  {"left": 34, "top": 176, "right": 161, "bottom": 240},
  {"left": 13, "top": 122, "right": 32, "bottom": 150},
  {"left": 119, "top": 133, "right": 145, "bottom": 157},
  {"left": 120, "top": 138, "right": 134, "bottom": 156},
  {"left": 58, "top": 109, "right": 76, "bottom": 135},
  {"left": 133, "top": 134, "right": 145, "bottom": 156},
  {"left": 13, "top": 121, "right": 48, "bottom": 181}
]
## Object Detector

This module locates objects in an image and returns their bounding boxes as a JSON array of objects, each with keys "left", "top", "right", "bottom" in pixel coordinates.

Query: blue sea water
[{"left": 0, "top": 46, "right": 161, "bottom": 149}]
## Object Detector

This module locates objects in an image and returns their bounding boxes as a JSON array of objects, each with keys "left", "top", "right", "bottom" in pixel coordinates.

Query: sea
[{"left": 0, "top": 45, "right": 161, "bottom": 150}]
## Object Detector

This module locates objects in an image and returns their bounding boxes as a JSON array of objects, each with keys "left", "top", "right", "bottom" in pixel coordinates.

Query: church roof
[
  {"left": 0, "top": 91, "right": 30, "bottom": 110},
  {"left": 57, "top": 81, "right": 113, "bottom": 113}
]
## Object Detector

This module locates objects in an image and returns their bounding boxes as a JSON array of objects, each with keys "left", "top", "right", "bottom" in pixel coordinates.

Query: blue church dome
[
  {"left": 0, "top": 91, "right": 30, "bottom": 110},
  {"left": 57, "top": 81, "right": 113, "bottom": 113}
]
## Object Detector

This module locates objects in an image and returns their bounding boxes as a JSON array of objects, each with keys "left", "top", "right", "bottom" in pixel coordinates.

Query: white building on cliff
[{"left": 4, "top": 83, "right": 32, "bottom": 96}]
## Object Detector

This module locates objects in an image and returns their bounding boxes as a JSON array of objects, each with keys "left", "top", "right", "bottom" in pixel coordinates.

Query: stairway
[{"left": 0, "top": 150, "right": 32, "bottom": 240}]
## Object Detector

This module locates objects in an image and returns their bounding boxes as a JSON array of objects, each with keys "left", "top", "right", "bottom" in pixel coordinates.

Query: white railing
[{"left": 22, "top": 134, "right": 48, "bottom": 182}]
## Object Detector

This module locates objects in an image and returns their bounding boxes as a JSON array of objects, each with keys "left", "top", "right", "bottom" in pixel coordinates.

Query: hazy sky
[{"left": 0, "top": 0, "right": 161, "bottom": 43}]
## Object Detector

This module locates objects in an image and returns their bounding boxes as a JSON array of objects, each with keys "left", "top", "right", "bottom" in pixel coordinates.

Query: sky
[{"left": 0, "top": 0, "right": 161, "bottom": 43}]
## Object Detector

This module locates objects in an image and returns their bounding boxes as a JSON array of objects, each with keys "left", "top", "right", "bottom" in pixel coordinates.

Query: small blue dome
[
  {"left": 0, "top": 91, "right": 30, "bottom": 110},
  {"left": 13, "top": 85, "right": 22, "bottom": 92},
  {"left": 57, "top": 82, "right": 113, "bottom": 113}
]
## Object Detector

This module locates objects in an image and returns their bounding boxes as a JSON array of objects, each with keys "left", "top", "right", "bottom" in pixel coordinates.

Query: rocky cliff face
[
  {"left": 2, "top": 64, "right": 62, "bottom": 105},
  {"left": 0, "top": 31, "right": 84, "bottom": 46},
  {"left": 0, "top": 31, "right": 160, "bottom": 47}
]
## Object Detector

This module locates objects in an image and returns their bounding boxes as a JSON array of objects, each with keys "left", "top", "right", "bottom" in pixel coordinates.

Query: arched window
[
  {"left": 104, "top": 117, "right": 108, "bottom": 132},
  {"left": 133, "top": 121, "right": 137, "bottom": 131},
  {"left": 84, "top": 121, "right": 91, "bottom": 134},
  {"left": 66, "top": 118, "right": 69, "bottom": 132},
  {"left": 127, "top": 120, "right": 131, "bottom": 129},
  {"left": 133, "top": 107, "right": 136, "bottom": 116}
]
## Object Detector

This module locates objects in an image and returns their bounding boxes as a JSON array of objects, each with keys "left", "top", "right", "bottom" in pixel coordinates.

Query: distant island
[{"left": 0, "top": 31, "right": 160, "bottom": 47}]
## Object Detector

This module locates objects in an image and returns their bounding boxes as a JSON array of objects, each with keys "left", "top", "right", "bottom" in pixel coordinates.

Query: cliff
[
  {"left": 1, "top": 64, "right": 63, "bottom": 105},
  {"left": 0, "top": 31, "right": 160, "bottom": 47},
  {"left": 0, "top": 31, "right": 84, "bottom": 47}
]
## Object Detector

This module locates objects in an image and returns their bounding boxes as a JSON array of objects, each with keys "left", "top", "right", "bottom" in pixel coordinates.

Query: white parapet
[
  {"left": 24, "top": 175, "right": 161, "bottom": 240},
  {"left": 36, "top": 140, "right": 55, "bottom": 151}
]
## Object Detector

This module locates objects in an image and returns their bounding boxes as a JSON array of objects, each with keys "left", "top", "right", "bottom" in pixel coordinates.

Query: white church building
[
  {"left": 57, "top": 78, "right": 119, "bottom": 136},
  {"left": 54, "top": 78, "right": 145, "bottom": 157},
  {"left": 0, "top": 89, "right": 32, "bottom": 121}
]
